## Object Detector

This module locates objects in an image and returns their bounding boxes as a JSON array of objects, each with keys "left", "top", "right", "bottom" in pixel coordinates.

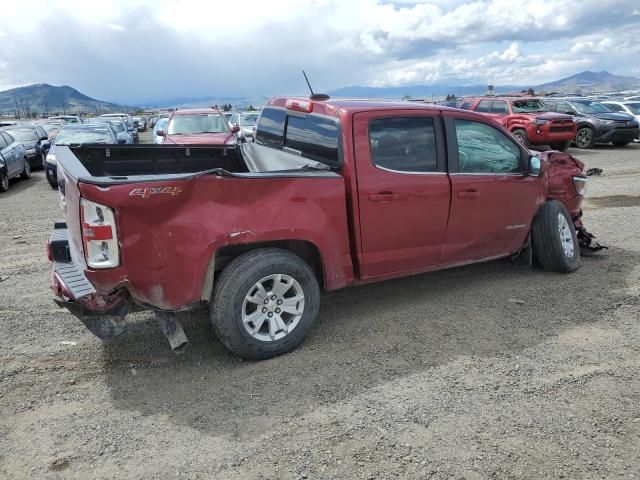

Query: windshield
[
  {"left": 511, "top": 100, "right": 548, "bottom": 113},
  {"left": 572, "top": 101, "right": 613, "bottom": 114},
  {"left": 168, "top": 114, "right": 228, "bottom": 135},
  {"left": 107, "top": 121, "right": 125, "bottom": 132},
  {"left": 52, "top": 117, "right": 79, "bottom": 123},
  {"left": 625, "top": 103, "right": 640, "bottom": 115},
  {"left": 4, "top": 128, "right": 37, "bottom": 142},
  {"left": 54, "top": 129, "right": 112, "bottom": 145},
  {"left": 240, "top": 113, "right": 259, "bottom": 125},
  {"left": 40, "top": 124, "right": 61, "bottom": 134}
]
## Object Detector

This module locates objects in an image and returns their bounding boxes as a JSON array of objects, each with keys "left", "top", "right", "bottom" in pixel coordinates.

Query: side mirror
[
  {"left": 231, "top": 125, "right": 240, "bottom": 133},
  {"left": 156, "top": 129, "right": 166, "bottom": 137},
  {"left": 40, "top": 136, "right": 48, "bottom": 141},
  {"left": 564, "top": 111, "right": 575, "bottom": 116},
  {"left": 527, "top": 154, "right": 541, "bottom": 177}
]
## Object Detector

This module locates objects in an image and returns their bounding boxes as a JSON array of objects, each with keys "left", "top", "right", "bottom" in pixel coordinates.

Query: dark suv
[{"left": 542, "top": 98, "right": 639, "bottom": 148}]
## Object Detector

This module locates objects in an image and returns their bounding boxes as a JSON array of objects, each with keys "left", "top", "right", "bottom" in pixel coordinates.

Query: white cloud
[{"left": 107, "top": 23, "right": 126, "bottom": 32}]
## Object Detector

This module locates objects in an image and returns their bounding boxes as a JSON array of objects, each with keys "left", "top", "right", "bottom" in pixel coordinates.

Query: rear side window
[
  {"left": 369, "top": 117, "right": 437, "bottom": 173},
  {"left": 460, "top": 101, "right": 472, "bottom": 110},
  {"left": 490, "top": 101, "right": 508, "bottom": 114},
  {"left": 474, "top": 100, "right": 492, "bottom": 112},
  {"left": 255, "top": 108, "right": 286, "bottom": 149},
  {"left": 284, "top": 114, "right": 340, "bottom": 168}
]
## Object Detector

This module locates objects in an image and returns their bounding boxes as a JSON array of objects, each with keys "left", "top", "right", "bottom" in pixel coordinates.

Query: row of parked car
[{"left": 456, "top": 96, "right": 640, "bottom": 150}]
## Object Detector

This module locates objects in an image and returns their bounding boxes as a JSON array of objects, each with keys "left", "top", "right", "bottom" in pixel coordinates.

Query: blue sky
[{"left": 0, "top": 0, "right": 638, "bottom": 103}]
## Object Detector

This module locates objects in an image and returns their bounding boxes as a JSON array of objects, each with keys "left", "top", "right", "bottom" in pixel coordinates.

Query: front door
[
  {"left": 440, "top": 113, "right": 541, "bottom": 263},
  {"left": 353, "top": 111, "right": 451, "bottom": 278}
]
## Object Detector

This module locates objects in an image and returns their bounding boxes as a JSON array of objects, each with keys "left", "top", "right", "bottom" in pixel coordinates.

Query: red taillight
[
  {"left": 80, "top": 198, "right": 120, "bottom": 269},
  {"left": 285, "top": 99, "right": 313, "bottom": 113}
]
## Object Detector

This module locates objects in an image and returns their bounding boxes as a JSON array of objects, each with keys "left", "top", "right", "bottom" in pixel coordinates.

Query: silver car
[{"left": 0, "top": 130, "right": 30, "bottom": 192}]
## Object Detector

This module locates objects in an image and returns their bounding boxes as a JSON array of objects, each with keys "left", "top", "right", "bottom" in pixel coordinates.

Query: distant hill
[
  {"left": 328, "top": 71, "right": 640, "bottom": 99},
  {"left": 536, "top": 71, "right": 640, "bottom": 93},
  {"left": 141, "top": 95, "right": 269, "bottom": 109},
  {"left": 0, "top": 83, "right": 129, "bottom": 117}
]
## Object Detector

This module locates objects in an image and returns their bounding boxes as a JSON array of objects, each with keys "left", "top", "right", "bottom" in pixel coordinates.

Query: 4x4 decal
[{"left": 129, "top": 186, "right": 183, "bottom": 198}]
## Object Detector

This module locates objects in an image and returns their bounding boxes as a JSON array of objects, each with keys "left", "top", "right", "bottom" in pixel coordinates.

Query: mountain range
[
  {"left": 328, "top": 71, "right": 640, "bottom": 99},
  {"left": 1, "top": 71, "right": 639, "bottom": 116},
  {"left": 0, "top": 83, "right": 126, "bottom": 117}
]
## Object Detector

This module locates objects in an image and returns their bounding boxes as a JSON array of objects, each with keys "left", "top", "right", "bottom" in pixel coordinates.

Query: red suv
[{"left": 461, "top": 97, "right": 576, "bottom": 151}]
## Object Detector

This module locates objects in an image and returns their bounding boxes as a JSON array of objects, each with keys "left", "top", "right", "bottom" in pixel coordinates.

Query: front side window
[
  {"left": 454, "top": 119, "right": 521, "bottom": 174},
  {"left": 474, "top": 100, "right": 492, "bottom": 112},
  {"left": 255, "top": 108, "right": 286, "bottom": 149},
  {"left": 4, "top": 129, "right": 37, "bottom": 142},
  {"left": 369, "top": 117, "right": 438, "bottom": 173},
  {"left": 460, "top": 101, "right": 472, "bottom": 110},
  {"left": 168, "top": 114, "right": 228, "bottom": 135},
  {"left": 490, "top": 101, "right": 508, "bottom": 114},
  {"left": 1, "top": 132, "right": 14, "bottom": 145},
  {"left": 0, "top": 135, "right": 7, "bottom": 148}
]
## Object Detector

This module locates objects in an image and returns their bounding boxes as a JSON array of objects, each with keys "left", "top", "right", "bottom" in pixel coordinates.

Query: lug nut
[
  {"left": 268, "top": 312, "right": 273, "bottom": 318},
  {"left": 262, "top": 307, "right": 267, "bottom": 313},
  {"left": 271, "top": 295, "right": 277, "bottom": 300},
  {"left": 264, "top": 299, "right": 269, "bottom": 304},
  {"left": 276, "top": 308, "right": 281, "bottom": 314},
  {"left": 277, "top": 299, "right": 283, "bottom": 305}
]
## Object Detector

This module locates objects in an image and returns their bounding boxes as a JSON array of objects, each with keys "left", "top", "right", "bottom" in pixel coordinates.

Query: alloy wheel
[{"left": 557, "top": 213, "right": 575, "bottom": 258}]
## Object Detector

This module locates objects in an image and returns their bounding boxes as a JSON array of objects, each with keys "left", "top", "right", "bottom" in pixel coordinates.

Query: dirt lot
[{"left": 1, "top": 138, "right": 639, "bottom": 479}]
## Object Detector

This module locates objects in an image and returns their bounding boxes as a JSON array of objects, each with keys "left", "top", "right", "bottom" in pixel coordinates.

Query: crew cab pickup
[
  {"left": 462, "top": 97, "right": 577, "bottom": 151},
  {"left": 48, "top": 98, "right": 598, "bottom": 360}
]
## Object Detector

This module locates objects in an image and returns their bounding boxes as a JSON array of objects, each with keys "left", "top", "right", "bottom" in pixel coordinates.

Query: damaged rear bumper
[{"left": 49, "top": 223, "right": 132, "bottom": 341}]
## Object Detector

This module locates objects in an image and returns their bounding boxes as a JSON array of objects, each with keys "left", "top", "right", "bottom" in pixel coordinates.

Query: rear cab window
[{"left": 255, "top": 107, "right": 341, "bottom": 169}]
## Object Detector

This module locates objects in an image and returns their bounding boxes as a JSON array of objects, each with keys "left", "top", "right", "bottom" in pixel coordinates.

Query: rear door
[
  {"left": 440, "top": 112, "right": 541, "bottom": 263},
  {"left": 353, "top": 110, "right": 451, "bottom": 278},
  {"left": 0, "top": 132, "right": 19, "bottom": 176}
]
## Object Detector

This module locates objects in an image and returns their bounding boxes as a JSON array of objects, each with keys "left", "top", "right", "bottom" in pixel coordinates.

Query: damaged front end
[{"left": 542, "top": 151, "right": 607, "bottom": 254}]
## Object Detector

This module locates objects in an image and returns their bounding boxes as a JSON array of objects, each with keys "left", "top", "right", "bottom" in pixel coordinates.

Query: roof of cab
[{"left": 267, "top": 96, "right": 459, "bottom": 117}]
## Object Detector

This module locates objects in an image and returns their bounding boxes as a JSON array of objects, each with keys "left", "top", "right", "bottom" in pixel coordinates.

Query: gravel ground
[{"left": 1, "top": 137, "right": 639, "bottom": 479}]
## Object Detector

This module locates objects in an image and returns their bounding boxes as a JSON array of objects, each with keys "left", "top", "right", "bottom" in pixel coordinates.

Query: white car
[
  {"left": 152, "top": 117, "right": 169, "bottom": 144},
  {"left": 602, "top": 101, "right": 640, "bottom": 142},
  {"left": 230, "top": 111, "right": 260, "bottom": 139}
]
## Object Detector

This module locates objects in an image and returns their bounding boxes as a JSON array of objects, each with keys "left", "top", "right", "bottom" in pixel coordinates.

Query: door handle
[
  {"left": 369, "top": 192, "right": 400, "bottom": 202},
  {"left": 457, "top": 189, "right": 480, "bottom": 198}
]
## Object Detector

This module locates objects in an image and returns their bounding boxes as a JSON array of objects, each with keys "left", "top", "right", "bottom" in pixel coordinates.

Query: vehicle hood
[
  {"left": 164, "top": 132, "right": 235, "bottom": 145},
  {"left": 589, "top": 112, "right": 634, "bottom": 121},
  {"left": 522, "top": 112, "right": 573, "bottom": 121}
]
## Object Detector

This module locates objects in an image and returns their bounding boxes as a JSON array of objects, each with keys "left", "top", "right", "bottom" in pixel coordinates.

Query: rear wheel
[
  {"left": 0, "top": 170, "right": 9, "bottom": 192},
  {"left": 20, "top": 158, "right": 31, "bottom": 180},
  {"left": 211, "top": 248, "right": 321, "bottom": 360},
  {"left": 532, "top": 200, "right": 580, "bottom": 273},
  {"left": 575, "top": 126, "right": 595, "bottom": 149},
  {"left": 612, "top": 141, "right": 629, "bottom": 147},
  {"left": 512, "top": 129, "right": 530, "bottom": 147},
  {"left": 550, "top": 140, "right": 571, "bottom": 152}
]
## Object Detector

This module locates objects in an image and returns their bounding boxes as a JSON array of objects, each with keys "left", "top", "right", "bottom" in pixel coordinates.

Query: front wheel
[
  {"left": 0, "top": 170, "right": 9, "bottom": 192},
  {"left": 575, "top": 127, "right": 595, "bottom": 149},
  {"left": 550, "top": 140, "right": 571, "bottom": 152},
  {"left": 531, "top": 200, "right": 580, "bottom": 273},
  {"left": 211, "top": 248, "right": 320, "bottom": 360},
  {"left": 512, "top": 129, "right": 530, "bottom": 147},
  {"left": 20, "top": 158, "right": 31, "bottom": 180}
]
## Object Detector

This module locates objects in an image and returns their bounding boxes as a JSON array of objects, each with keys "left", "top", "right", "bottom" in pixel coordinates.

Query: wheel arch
[{"left": 200, "top": 239, "right": 326, "bottom": 302}]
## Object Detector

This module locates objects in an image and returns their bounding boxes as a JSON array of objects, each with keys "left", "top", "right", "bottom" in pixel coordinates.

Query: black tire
[
  {"left": 531, "top": 200, "right": 580, "bottom": 273},
  {"left": 39, "top": 153, "right": 46, "bottom": 169},
  {"left": 20, "top": 158, "right": 31, "bottom": 180},
  {"left": 612, "top": 141, "right": 629, "bottom": 147},
  {"left": 211, "top": 248, "right": 321, "bottom": 360},
  {"left": 0, "top": 170, "right": 9, "bottom": 192},
  {"left": 550, "top": 140, "right": 571, "bottom": 152},
  {"left": 575, "top": 126, "right": 595, "bottom": 149},
  {"left": 512, "top": 129, "right": 530, "bottom": 147}
]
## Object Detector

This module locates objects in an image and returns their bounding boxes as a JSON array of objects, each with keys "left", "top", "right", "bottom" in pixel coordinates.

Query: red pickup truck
[
  {"left": 48, "top": 97, "right": 597, "bottom": 360},
  {"left": 461, "top": 97, "right": 577, "bottom": 151}
]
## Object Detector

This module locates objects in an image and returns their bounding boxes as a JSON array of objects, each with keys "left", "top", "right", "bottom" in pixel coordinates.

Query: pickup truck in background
[
  {"left": 48, "top": 97, "right": 599, "bottom": 360},
  {"left": 461, "top": 96, "right": 577, "bottom": 151}
]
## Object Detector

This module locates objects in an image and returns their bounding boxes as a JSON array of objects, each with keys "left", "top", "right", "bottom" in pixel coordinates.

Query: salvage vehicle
[
  {"left": 158, "top": 108, "right": 240, "bottom": 145},
  {"left": 45, "top": 124, "right": 119, "bottom": 189},
  {"left": 542, "top": 98, "right": 639, "bottom": 148},
  {"left": 463, "top": 97, "right": 576, "bottom": 151},
  {"left": 229, "top": 111, "right": 260, "bottom": 139},
  {"left": 0, "top": 125, "right": 49, "bottom": 169},
  {"left": 49, "top": 115, "right": 82, "bottom": 124},
  {"left": 601, "top": 101, "right": 640, "bottom": 142},
  {"left": 100, "top": 113, "right": 139, "bottom": 144},
  {"left": 0, "top": 130, "right": 30, "bottom": 192},
  {"left": 47, "top": 97, "right": 601, "bottom": 359}
]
